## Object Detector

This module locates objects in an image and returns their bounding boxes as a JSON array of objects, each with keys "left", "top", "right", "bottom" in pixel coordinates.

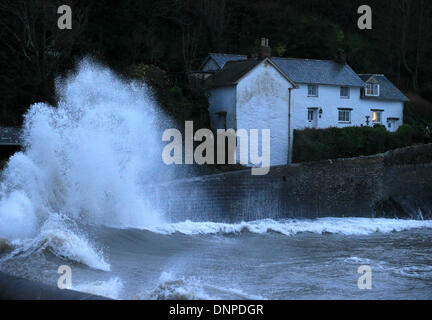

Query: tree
[{"left": 0, "top": 0, "right": 91, "bottom": 124}]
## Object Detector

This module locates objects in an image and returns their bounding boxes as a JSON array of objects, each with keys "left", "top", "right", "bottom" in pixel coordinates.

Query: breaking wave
[
  {"left": 150, "top": 218, "right": 432, "bottom": 236},
  {"left": 1, "top": 214, "right": 109, "bottom": 271},
  {"left": 0, "top": 59, "right": 168, "bottom": 268}
]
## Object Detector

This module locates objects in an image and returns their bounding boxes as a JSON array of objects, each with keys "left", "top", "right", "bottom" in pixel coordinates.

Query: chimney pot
[{"left": 258, "top": 37, "right": 271, "bottom": 60}]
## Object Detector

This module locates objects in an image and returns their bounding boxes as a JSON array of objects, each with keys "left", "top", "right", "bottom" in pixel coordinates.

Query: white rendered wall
[
  {"left": 290, "top": 85, "right": 404, "bottom": 132},
  {"left": 358, "top": 99, "right": 404, "bottom": 132},
  {"left": 236, "top": 62, "right": 294, "bottom": 166}
]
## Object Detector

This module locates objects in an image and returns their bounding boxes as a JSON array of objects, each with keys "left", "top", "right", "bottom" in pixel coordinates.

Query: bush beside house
[{"left": 292, "top": 123, "right": 423, "bottom": 163}]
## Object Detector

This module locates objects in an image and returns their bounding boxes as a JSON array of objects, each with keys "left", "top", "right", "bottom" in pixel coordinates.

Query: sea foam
[
  {"left": 150, "top": 218, "right": 432, "bottom": 236},
  {"left": 74, "top": 277, "right": 124, "bottom": 299}
]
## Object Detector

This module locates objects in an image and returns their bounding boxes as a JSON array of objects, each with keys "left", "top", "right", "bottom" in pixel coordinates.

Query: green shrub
[
  {"left": 293, "top": 124, "right": 418, "bottom": 163},
  {"left": 393, "top": 124, "right": 414, "bottom": 146}
]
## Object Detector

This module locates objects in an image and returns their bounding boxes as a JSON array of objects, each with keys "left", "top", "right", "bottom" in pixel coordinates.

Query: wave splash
[
  {"left": 1, "top": 214, "right": 109, "bottom": 271},
  {"left": 0, "top": 59, "right": 168, "bottom": 268},
  {"left": 135, "top": 272, "right": 264, "bottom": 300},
  {"left": 138, "top": 272, "right": 214, "bottom": 300}
]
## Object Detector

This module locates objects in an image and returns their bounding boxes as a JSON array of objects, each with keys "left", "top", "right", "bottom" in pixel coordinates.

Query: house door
[
  {"left": 387, "top": 118, "right": 399, "bottom": 132},
  {"left": 215, "top": 112, "right": 227, "bottom": 130},
  {"left": 308, "top": 108, "right": 318, "bottom": 128}
]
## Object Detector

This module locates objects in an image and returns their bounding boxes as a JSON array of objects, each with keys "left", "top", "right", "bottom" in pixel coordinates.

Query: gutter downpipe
[{"left": 288, "top": 87, "right": 292, "bottom": 164}]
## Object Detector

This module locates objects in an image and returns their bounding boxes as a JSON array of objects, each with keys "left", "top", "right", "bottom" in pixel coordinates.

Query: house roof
[
  {"left": 206, "top": 55, "right": 366, "bottom": 88},
  {"left": 0, "top": 127, "right": 22, "bottom": 146},
  {"left": 207, "top": 58, "right": 299, "bottom": 89},
  {"left": 204, "top": 55, "right": 408, "bottom": 102},
  {"left": 359, "top": 74, "right": 409, "bottom": 102},
  {"left": 271, "top": 58, "right": 365, "bottom": 87},
  {"left": 202, "top": 53, "right": 248, "bottom": 70},
  {"left": 206, "top": 59, "right": 262, "bottom": 88}
]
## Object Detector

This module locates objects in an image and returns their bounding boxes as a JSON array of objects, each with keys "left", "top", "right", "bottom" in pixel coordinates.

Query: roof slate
[
  {"left": 271, "top": 58, "right": 365, "bottom": 87},
  {"left": 206, "top": 59, "right": 261, "bottom": 88},
  {"left": 206, "top": 56, "right": 365, "bottom": 88},
  {"left": 203, "top": 53, "right": 408, "bottom": 102},
  {"left": 207, "top": 53, "right": 248, "bottom": 69}
]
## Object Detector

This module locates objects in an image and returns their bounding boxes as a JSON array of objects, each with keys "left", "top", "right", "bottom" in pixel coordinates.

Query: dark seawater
[{"left": 1, "top": 218, "right": 431, "bottom": 300}]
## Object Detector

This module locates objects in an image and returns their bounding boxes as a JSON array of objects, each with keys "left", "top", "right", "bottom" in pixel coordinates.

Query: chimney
[
  {"left": 334, "top": 49, "right": 347, "bottom": 65},
  {"left": 258, "top": 37, "right": 271, "bottom": 60}
]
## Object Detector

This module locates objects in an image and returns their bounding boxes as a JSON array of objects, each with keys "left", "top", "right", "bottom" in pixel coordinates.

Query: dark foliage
[
  {"left": 0, "top": 0, "right": 432, "bottom": 127},
  {"left": 292, "top": 122, "right": 424, "bottom": 163}
]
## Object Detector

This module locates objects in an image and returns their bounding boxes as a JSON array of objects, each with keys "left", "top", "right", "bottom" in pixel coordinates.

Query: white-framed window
[
  {"left": 365, "top": 83, "right": 380, "bottom": 96},
  {"left": 308, "top": 109, "right": 314, "bottom": 122},
  {"left": 340, "top": 87, "right": 350, "bottom": 98},
  {"left": 338, "top": 109, "right": 351, "bottom": 123},
  {"left": 372, "top": 110, "right": 382, "bottom": 123},
  {"left": 308, "top": 85, "right": 318, "bottom": 97}
]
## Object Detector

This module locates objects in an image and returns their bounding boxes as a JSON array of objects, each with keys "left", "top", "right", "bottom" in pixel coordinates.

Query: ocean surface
[
  {"left": 1, "top": 218, "right": 432, "bottom": 300},
  {"left": 0, "top": 60, "right": 431, "bottom": 300}
]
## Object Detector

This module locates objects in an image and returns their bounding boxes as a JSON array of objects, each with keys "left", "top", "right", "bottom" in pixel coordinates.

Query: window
[
  {"left": 308, "top": 109, "right": 314, "bottom": 122},
  {"left": 338, "top": 109, "right": 351, "bottom": 123},
  {"left": 340, "top": 87, "right": 350, "bottom": 98},
  {"left": 308, "top": 85, "right": 318, "bottom": 97},
  {"left": 372, "top": 111, "right": 382, "bottom": 123},
  {"left": 365, "top": 83, "right": 380, "bottom": 96}
]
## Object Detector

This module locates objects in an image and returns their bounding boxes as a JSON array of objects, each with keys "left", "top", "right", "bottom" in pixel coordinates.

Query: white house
[{"left": 201, "top": 39, "right": 409, "bottom": 166}]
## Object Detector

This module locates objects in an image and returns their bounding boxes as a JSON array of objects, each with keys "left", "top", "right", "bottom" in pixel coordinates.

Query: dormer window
[{"left": 365, "top": 83, "right": 380, "bottom": 96}]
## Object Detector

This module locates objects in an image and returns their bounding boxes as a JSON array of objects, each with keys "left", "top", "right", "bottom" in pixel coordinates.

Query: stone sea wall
[{"left": 145, "top": 144, "right": 432, "bottom": 222}]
